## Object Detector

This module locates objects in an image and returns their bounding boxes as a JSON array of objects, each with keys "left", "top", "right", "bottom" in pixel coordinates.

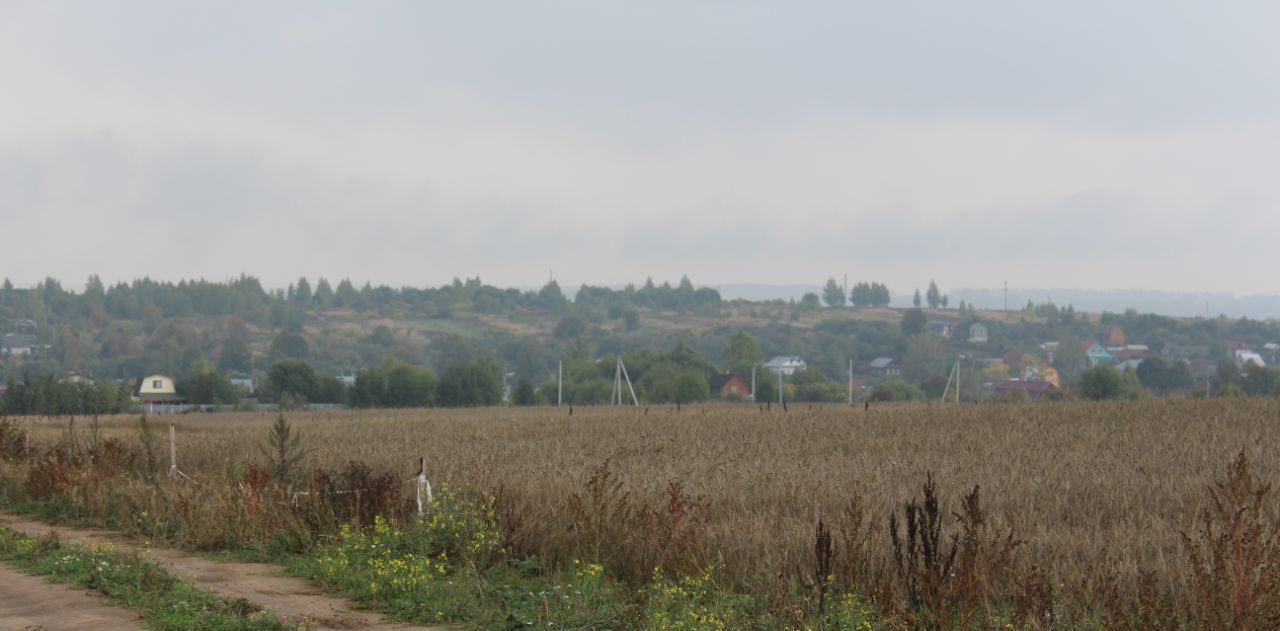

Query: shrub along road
[{"left": 0, "top": 512, "right": 437, "bottom": 631}]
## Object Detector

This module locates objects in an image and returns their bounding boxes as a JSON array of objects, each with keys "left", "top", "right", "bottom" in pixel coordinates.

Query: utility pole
[
  {"left": 778, "top": 370, "right": 783, "bottom": 406},
  {"left": 557, "top": 361, "right": 562, "bottom": 407},
  {"left": 848, "top": 359, "right": 853, "bottom": 404},
  {"left": 750, "top": 366, "right": 756, "bottom": 402}
]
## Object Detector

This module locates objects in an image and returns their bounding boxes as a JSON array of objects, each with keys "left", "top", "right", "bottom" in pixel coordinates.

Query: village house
[
  {"left": 1187, "top": 359, "right": 1218, "bottom": 383},
  {"left": 228, "top": 377, "right": 255, "bottom": 395},
  {"left": 0, "top": 319, "right": 37, "bottom": 356},
  {"left": 61, "top": 372, "right": 94, "bottom": 386},
  {"left": 1082, "top": 340, "right": 1113, "bottom": 367},
  {"left": 1163, "top": 344, "right": 1210, "bottom": 361},
  {"left": 1111, "top": 347, "right": 1151, "bottom": 362},
  {"left": 869, "top": 357, "right": 901, "bottom": 377},
  {"left": 994, "top": 379, "right": 1058, "bottom": 401},
  {"left": 1115, "top": 358, "right": 1145, "bottom": 372},
  {"left": 930, "top": 321, "right": 957, "bottom": 338},
  {"left": 1040, "top": 341, "right": 1059, "bottom": 364},
  {"left": 1235, "top": 350, "right": 1267, "bottom": 368},
  {"left": 1040, "top": 367, "right": 1061, "bottom": 387},
  {"left": 764, "top": 356, "right": 806, "bottom": 376},
  {"left": 967, "top": 322, "right": 988, "bottom": 344},
  {"left": 133, "top": 374, "right": 185, "bottom": 406},
  {"left": 708, "top": 374, "right": 750, "bottom": 399}
]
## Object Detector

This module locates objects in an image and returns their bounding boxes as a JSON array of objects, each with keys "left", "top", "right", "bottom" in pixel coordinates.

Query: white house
[
  {"left": 133, "top": 374, "right": 184, "bottom": 405},
  {"left": 968, "top": 322, "right": 988, "bottom": 345},
  {"left": 1235, "top": 350, "right": 1267, "bottom": 369},
  {"left": 764, "top": 356, "right": 806, "bottom": 376}
]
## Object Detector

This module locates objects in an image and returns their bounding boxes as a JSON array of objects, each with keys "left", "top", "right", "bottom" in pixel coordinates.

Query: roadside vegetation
[{"left": 0, "top": 524, "right": 286, "bottom": 630}]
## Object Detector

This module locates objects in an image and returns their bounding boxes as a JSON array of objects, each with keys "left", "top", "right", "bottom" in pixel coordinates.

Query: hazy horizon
[{"left": 3, "top": 3, "right": 1279, "bottom": 294}]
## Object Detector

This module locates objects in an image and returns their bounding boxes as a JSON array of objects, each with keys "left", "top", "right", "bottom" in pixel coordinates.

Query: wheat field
[{"left": 19, "top": 398, "right": 1279, "bottom": 603}]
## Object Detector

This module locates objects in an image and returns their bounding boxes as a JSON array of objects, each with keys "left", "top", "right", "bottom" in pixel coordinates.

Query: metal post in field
[
  {"left": 558, "top": 361, "right": 563, "bottom": 407},
  {"left": 848, "top": 359, "right": 853, "bottom": 405}
]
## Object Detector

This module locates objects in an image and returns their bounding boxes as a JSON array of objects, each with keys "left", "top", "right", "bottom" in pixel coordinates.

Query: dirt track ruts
[
  {"left": 0, "top": 512, "right": 438, "bottom": 631},
  {"left": 0, "top": 561, "right": 145, "bottom": 630}
]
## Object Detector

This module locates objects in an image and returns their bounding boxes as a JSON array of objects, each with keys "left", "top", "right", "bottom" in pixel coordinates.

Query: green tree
[
  {"left": 1055, "top": 336, "right": 1087, "bottom": 378},
  {"left": 179, "top": 362, "right": 238, "bottom": 405},
  {"left": 800, "top": 292, "right": 822, "bottom": 312},
  {"left": 913, "top": 289, "right": 922, "bottom": 308},
  {"left": 822, "top": 278, "right": 846, "bottom": 308},
  {"left": 334, "top": 278, "right": 360, "bottom": 308},
  {"left": 926, "top": 280, "right": 941, "bottom": 309},
  {"left": 267, "top": 360, "right": 319, "bottom": 403},
  {"left": 790, "top": 367, "right": 842, "bottom": 402},
  {"left": 537, "top": 280, "right": 568, "bottom": 312},
  {"left": 902, "top": 334, "right": 946, "bottom": 383},
  {"left": 1081, "top": 364, "right": 1124, "bottom": 400},
  {"left": 901, "top": 308, "right": 927, "bottom": 338},
  {"left": 1136, "top": 356, "right": 1193, "bottom": 394},
  {"left": 269, "top": 331, "right": 309, "bottom": 360},
  {"left": 637, "top": 361, "right": 711, "bottom": 403},
  {"left": 261, "top": 413, "right": 306, "bottom": 484},
  {"left": 722, "top": 331, "right": 765, "bottom": 377},
  {"left": 850, "top": 282, "right": 871, "bottom": 308},
  {"left": 351, "top": 361, "right": 436, "bottom": 408},
  {"left": 294, "top": 277, "right": 313, "bottom": 307},
  {"left": 553, "top": 314, "right": 586, "bottom": 339},
  {"left": 873, "top": 283, "right": 891, "bottom": 307},
  {"left": 313, "top": 278, "right": 334, "bottom": 308},
  {"left": 218, "top": 316, "right": 252, "bottom": 373},
  {"left": 512, "top": 378, "right": 536, "bottom": 406},
  {"left": 367, "top": 325, "right": 396, "bottom": 347},
  {"left": 437, "top": 358, "right": 503, "bottom": 407},
  {"left": 870, "top": 379, "right": 925, "bottom": 402}
]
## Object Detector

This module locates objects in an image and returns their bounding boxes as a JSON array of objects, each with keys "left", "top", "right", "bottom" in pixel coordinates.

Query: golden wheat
[{"left": 19, "top": 398, "right": 1280, "bottom": 600}]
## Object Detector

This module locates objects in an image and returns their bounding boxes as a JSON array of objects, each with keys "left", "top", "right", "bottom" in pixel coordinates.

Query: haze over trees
[{"left": 2, "top": 273, "right": 1280, "bottom": 412}]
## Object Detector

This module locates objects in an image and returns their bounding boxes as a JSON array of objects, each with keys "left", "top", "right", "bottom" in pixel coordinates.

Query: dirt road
[
  {"left": 0, "top": 513, "right": 438, "bottom": 630},
  {"left": 0, "top": 562, "right": 145, "bottom": 630}
]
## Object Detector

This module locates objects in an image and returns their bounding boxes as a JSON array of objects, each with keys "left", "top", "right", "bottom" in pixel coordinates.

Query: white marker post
[
  {"left": 168, "top": 424, "right": 177, "bottom": 478},
  {"left": 415, "top": 457, "right": 433, "bottom": 517}
]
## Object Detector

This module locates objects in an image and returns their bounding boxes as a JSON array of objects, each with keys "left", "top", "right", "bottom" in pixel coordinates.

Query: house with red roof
[{"left": 994, "top": 379, "right": 1058, "bottom": 401}]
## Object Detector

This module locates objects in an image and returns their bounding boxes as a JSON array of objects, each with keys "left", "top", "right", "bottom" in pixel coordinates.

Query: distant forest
[{"left": 3, "top": 274, "right": 1280, "bottom": 413}]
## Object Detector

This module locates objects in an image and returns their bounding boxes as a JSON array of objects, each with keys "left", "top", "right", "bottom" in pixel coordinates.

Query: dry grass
[{"left": 12, "top": 398, "right": 1280, "bottom": 621}]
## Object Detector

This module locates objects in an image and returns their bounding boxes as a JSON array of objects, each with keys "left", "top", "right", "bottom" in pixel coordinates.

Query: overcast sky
[{"left": 2, "top": 2, "right": 1278, "bottom": 295}]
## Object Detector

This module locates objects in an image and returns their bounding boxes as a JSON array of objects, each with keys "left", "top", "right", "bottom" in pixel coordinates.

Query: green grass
[{"left": 0, "top": 525, "right": 288, "bottom": 631}]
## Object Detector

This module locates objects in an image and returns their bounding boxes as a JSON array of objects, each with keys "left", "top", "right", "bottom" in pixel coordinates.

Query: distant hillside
[{"left": 711, "top": 284, "right": 1280, "bottom": 320}]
